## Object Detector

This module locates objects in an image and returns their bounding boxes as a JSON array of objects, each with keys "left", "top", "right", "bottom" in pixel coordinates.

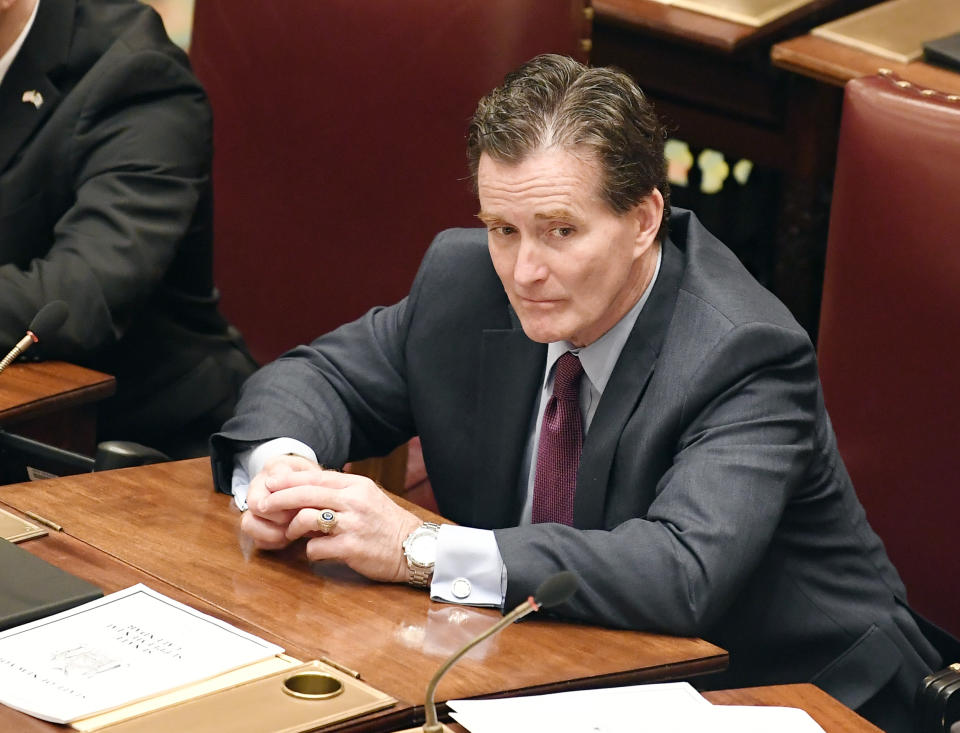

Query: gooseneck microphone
[
  {"left": 421, "top": 571, "right": 580, "bottom": 733},
  {"left": 0, "top": 301, "right": 69, "bottom": 375}
]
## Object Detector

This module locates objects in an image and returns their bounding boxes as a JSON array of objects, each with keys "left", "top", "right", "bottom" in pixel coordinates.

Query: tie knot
[{"left": 552, "top": 352, "right": 583, "bottom": 400}]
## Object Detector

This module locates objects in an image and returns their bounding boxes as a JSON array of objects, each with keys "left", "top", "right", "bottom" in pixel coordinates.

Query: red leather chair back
[
  {"left": 818, "top": 73, "right": 960, "bottom": 637},
  {"left": 189, "top": 1, "right": 590, "bottom": 362}
]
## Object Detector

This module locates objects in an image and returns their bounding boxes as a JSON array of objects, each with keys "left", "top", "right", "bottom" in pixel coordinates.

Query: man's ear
[{"left": 632, "top": 188, "right": 664, "bottom": 257}]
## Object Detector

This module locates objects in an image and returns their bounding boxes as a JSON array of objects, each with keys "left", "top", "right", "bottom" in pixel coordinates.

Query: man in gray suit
[{"left": 212, "top": 55, "right": 940, "bottom": 731}]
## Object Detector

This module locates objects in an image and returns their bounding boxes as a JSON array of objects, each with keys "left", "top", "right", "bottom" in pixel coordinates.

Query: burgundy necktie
[{"left": 532, "top": 351, "right": 584, "bottom": 526}]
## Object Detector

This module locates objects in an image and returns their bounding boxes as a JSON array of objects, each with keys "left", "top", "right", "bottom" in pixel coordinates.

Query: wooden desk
[
  {"left": 773, "top": 32, "right": 960, "bottom": 93},
  {"left": 705, "top": 683, "right": 883, "bottom": 731},
  {"left": 0, "top": 361, "right": 115, "bottom": 475},
  {"left": 591, "top": 0, "right": 879, "bottom": 336},
  {"left": 591, "top": 0, "right": 874, "bottom": 154},
  {"left": 0, "top": 459, "right": 728, "bottom": 730},
  {"left": 0, "top": 361, "right": 114, "bottom": 428},
  {"left": 0, "top": 529, "right": 322, "bottom": 733},
  {"left": 594, "top": 0, "right": 865, "bottom": 53}
]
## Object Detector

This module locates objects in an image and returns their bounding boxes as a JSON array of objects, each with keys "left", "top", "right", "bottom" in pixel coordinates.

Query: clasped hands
[{"left": 240, "top": 455, "right": 422, "bottom": 583}]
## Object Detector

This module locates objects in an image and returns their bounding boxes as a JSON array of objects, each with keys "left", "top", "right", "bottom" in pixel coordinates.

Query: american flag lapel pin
[{"left": 21, "top": 90, "right": 44, "bottom": 109}]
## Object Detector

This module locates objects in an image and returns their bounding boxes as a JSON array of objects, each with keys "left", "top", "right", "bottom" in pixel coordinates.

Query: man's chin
[{"left": 517, "top": 321, "right": 570, "bottom": 345}]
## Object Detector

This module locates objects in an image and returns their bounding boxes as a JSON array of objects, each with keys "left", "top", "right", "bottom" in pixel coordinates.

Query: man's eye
[
  {"left": 494, "top": 225, "right": 517, "bottom": 236},
  {"left": 553, "top": 226, "right": 575, "bottom": 238}
]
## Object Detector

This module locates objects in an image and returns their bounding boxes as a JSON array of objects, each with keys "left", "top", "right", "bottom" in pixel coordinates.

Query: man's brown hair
[{"left": 467, "top": 54, "right": 670, "bottom": 240}]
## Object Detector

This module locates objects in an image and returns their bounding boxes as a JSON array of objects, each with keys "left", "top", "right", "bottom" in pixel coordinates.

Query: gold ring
[{"left": 316, "top": 509, "right": 337, "bottom": 534}]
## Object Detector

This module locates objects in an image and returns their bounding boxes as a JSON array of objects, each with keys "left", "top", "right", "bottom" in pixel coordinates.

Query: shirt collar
[
  {"left": 545, "top": 244, "right": 663, "bottom": 394},
  {"left": 0, "top": 0, "right": 40, "bottom": 89}
]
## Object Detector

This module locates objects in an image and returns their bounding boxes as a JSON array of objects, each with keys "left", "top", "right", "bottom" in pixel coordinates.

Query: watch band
[
  {"left": 404, "top": 521, "right": 440, "bottom": 588},
  {"left": 407, "top": 563, "right": 433, "bottom": 588}
]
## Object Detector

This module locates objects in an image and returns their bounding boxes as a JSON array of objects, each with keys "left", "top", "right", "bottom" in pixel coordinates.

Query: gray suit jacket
[
  {"left": 212, "top": 211, "right": 939, "bottom": 726},
  {"left": 0, "top": 0, "right": 254, "bottom": 452}
]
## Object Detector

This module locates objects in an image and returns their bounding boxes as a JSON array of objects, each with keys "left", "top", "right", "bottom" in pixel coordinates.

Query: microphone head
[
  {"left": 533, "top": 571, "right": 579, "bottom": 609},
  {"left": 28, "top": 301, "right": 69, "bottom": 341}
]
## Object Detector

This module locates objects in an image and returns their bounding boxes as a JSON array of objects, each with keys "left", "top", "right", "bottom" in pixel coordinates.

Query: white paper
[
  {"left": 449, "top": 682, "right": 711, "bottom": 732},
  {"left": 0, "top": 584, "right": 283, "bottom": 723},
  {"left": 448, "top": 682, "right": 826, "bottom": 733}
]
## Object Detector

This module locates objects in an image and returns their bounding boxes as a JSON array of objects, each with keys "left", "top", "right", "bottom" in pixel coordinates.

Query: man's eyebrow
[
  {"left": 476, "top": 208, "right": 579, "bottom": 224},
  {"left": 535, "top": 208, "right": 577, "bottom": 220},
  {"left": 476, "top": 211, "right": 505, "bottom": 225}
]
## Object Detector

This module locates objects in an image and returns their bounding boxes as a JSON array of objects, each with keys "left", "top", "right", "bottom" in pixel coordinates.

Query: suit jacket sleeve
[
  {"left": 210, "top": 268, "right": 428, "bottom": 492},
  {"left": 495, "top": 321, "right": 819, "bottom": 635},
  {"left": 0, "top": 50, "right": 211, "bottom": 356}
]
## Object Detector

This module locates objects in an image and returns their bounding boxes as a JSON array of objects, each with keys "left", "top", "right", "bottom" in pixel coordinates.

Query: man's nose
[{"left": 513, "top": 237, "right": 547, "bottom": 285}]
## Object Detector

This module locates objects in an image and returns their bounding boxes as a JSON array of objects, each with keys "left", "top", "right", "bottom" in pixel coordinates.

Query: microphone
[
  {"left": 0, "top": 301, "right": 69, "bottom": 375},
  {"left": 420, "top": 571, "right": 579, "bottom": 733}
]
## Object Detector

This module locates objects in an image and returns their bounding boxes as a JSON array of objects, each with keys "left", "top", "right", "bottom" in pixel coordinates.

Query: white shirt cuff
[
  {"left": 430, "top": 525, "right": 506, "bottom": 609},
  {"left": 231, "top": 437, "right": 317, "bottom": 511}
]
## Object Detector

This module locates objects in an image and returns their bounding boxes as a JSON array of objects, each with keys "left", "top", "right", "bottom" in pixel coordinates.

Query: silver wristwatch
[{"left": 402, "top": 522, "right": 440, "bottom": 588}]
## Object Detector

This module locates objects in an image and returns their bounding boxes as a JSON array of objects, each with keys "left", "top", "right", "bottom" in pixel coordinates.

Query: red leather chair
[
  {"left": 818, "top": 72, "right": 960, "bottom": 638},
  {"left": 188, "top": 1, "right": 589, "bottom": 494},
  {"left": 189, "top": 0, "right": 591, "bottom": 364}
]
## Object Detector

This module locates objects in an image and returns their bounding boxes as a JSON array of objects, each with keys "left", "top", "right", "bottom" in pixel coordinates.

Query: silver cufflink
[{"left": 451, "top": 577, "right": 472, "bottom": 599}]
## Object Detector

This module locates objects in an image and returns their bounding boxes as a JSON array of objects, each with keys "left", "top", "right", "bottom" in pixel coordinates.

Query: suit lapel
[
  {"left": 0, "top": 0, "right": 73, "bottom": 174},
  {"left": 474, "top": 315, "right": 545, "bottom": 529},
  {"left": 574, "top": 238, "right": 685, "bottom": 528}
]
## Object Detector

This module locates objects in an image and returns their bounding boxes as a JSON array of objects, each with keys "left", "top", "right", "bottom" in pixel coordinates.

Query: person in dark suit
[
  {"left": 211, "top": 55, "right": 939, "bottom": 730},
  {"left": 0, "top": 0, "right": 255, "bottom": 457}
]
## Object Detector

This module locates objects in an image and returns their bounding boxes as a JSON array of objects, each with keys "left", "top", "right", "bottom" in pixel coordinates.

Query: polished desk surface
[
  {"left": 594, "top": 0, "right": 874, "bottom": 52},
  {"left": 0, "top": 361, "right": 115, "bottom": 461},
  {"left": 773, "top": 32, "right": 960, "bottom": 93},
  {"left": 0, "top": 361, "right": 114, "bottom": 425},
  {"left": 0, "top": 459, "right": 728, "bottom": 729},
  {"left": 705, "top": 683, "right": 883, "bottom": 731}
]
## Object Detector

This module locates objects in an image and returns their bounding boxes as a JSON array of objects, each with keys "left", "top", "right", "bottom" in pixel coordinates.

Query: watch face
[{"left": 409, "top": 533, "right": 437, "bottom": 566}]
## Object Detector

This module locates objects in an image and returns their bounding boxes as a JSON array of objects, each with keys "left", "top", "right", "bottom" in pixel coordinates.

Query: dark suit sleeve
[
  {"left": 210, "top": 287, "right": 423, "bottom": 493},
  {"left": 0, "top": 51, "right": 211, "bottom": 355},
  {"left": 495, "top": 322, "right": 819, "bottom": 634}
]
